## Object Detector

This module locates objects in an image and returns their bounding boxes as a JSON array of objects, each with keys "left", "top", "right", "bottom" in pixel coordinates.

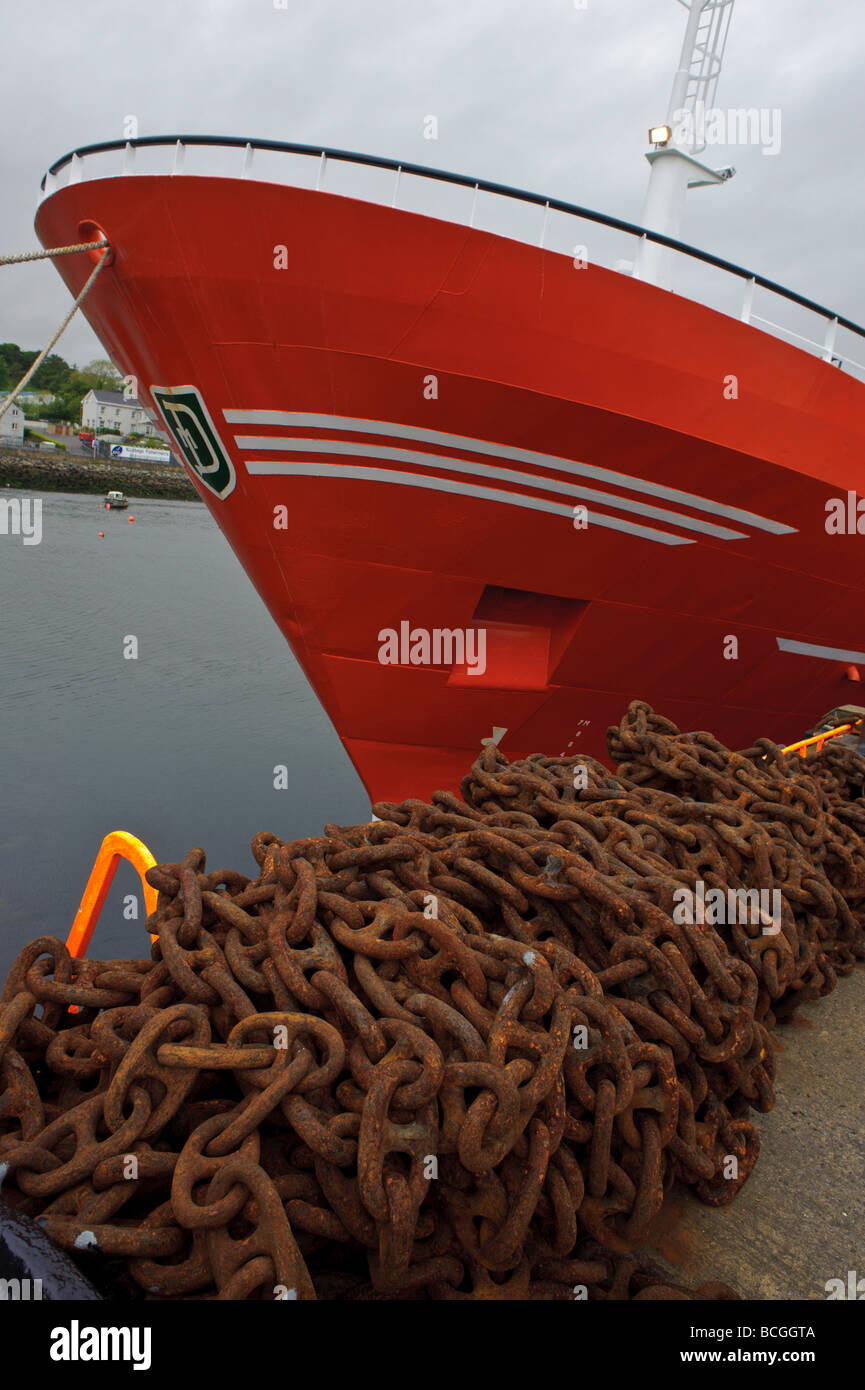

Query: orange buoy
[
  {"left": 98, "top": 531, "right": 104, "bottom": 538},
  {"left": 128, "top": 516, "right": 134, "bottom": 522}
]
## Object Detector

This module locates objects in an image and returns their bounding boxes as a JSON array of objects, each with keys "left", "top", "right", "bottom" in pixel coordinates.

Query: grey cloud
[{"left": 1, "top": 0, "right": 863, "bottom": 366}]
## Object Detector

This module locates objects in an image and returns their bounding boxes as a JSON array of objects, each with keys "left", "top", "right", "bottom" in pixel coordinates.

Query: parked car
[{"left": 78, "top": 430, "right": 94, "bottom": 442}]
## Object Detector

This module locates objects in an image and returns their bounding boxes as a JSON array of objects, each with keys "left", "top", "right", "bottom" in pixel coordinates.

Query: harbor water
[{"left": 0, "top": 487, "right": 369, "bottom": 979}]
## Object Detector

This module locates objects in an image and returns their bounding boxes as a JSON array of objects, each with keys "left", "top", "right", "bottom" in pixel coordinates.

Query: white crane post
[{"left": 636, "top": 0, "right": 736, "bottom": 289}]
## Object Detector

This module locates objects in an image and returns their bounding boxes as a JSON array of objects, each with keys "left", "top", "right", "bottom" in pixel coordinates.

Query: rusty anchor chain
[{"left": 1, "top": 699, "right": 863, "bottom": 1299}]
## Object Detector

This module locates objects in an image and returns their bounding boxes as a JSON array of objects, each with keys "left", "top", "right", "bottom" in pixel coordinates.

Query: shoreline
[{"left": 0, "top": 447, "right": 201, "bottom": 502}]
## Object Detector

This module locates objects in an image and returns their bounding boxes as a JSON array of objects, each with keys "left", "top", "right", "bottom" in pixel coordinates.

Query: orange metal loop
[
  {"left": 781, "top": 724, "right": 852, "bottom": 759},
  {"left": 66, "top": 830, "right": 158, "bottom": 958}
]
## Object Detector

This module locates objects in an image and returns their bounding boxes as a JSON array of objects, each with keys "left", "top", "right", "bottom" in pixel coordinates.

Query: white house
[
  {"left": 0, "top": 394, "right": 25, "bottom": 445},
  {"left": 80, "top": 389, "right": 161, "bottom": 437}
]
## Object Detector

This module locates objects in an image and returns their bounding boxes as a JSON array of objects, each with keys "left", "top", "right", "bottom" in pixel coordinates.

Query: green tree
[
  {"left": 0, "top": 343, "right": 36, "bottom": 388},
  {"left": 0, "top": 344, "right": 72, "bottom": 399},
  {"left": 31, "top": 352, "right": 72, "bottom": 393},
  {"left": 81, "top": 359, "right": 122, "bottom": 390},
  {"left": 0, "top": 346, "right": 123, "bottom": 421}
]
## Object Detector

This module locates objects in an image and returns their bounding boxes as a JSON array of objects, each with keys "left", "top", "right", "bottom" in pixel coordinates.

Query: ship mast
[{"left": 636, "top": 0, "right": 736, "bottom": 288}]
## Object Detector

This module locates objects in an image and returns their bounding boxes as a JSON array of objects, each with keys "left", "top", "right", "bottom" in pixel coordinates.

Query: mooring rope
[
  {"left": 0, "top": 241, "right": 112, "bottom": 422},
  {"left": 0, "top": 239, "right": 109, "bottom": 267}
]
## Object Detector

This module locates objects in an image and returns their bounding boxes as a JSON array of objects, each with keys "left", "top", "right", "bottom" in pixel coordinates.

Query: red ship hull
[{"left": 36, "top": 174, "right": 865, "bottom": 802}]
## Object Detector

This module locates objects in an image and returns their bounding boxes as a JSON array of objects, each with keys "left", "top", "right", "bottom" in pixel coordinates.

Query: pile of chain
[{"left": 1, "top": 700, "right": 863, "bottom": 1300}]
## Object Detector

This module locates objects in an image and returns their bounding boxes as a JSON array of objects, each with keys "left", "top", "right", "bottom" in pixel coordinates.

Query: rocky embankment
[{"left": 0, "top": 448, "right": 200, "bottom": 501}]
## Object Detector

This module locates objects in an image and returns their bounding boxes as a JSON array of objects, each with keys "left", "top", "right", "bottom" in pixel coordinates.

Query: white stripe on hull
[
  {"left": 234, "top": 437, "right": 746, "bottom": 541},
  {"left": 245, "top": 459, "right": 693, "bottom": 546},
  {"left": 224, "top": 409, "right": 796, "bottom": 536},
  {"left": 777, "top": 637, "right": 865, "bottom": 664}
]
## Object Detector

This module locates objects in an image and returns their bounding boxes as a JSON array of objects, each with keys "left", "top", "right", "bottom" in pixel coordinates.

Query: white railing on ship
[{"left": 40, "top": 136, "right": 865, "bottom": 383}]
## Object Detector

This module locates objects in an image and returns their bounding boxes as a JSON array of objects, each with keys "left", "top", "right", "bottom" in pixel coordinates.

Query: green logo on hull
[{"left": 151, "top": 385, "right": 236, "bottom": 499}]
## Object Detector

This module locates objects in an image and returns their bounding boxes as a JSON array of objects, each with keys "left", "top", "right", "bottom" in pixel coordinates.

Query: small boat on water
[{"left": 104, "top": 489, "right": 128, "bottom": 509}]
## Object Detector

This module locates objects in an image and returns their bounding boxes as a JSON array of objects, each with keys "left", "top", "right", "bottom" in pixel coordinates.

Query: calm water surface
[{"left": 0, "top": 488, "right": 369, "bottom": 978}]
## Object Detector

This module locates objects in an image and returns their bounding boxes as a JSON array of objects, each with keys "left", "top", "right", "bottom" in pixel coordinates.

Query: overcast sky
[{"left": 1, "top": 0, "right": 863, "bottom": 367}]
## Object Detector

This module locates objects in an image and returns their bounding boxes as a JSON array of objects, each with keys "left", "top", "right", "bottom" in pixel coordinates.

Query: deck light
[{"left": 649, "top": 125, "right": 672, "bottom": 147}]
